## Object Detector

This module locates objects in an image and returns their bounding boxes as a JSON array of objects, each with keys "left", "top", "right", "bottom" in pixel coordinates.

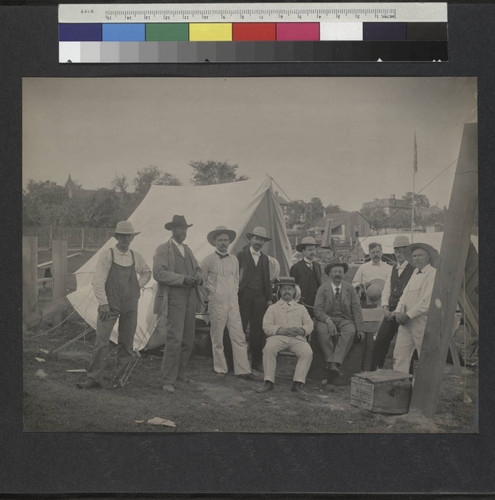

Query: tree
[
  {"left": 112, "top": 174, "right": 128, "bottom": 193},
  {"left": 360, "top": 206, "right": 388, "bottom": 231},
  {"left": 22, "top": 180, "right": 70, "bottom": 226},
  {"left": 402, "top": 192, "right": 430, "bottom": 209},
  {"left": 156, "top": 172, "right": 182, "bottom": 186},
  {"left": 306, "top": 197, "right": 325, "bottom": 226},
  {"left": 133, "top": 166, "right": 182, "bottom": 198},
  {"left": 325, "top": 203, "right": 341, "bottom": 214},
  {"left": 286, "top": 200, "right": 307, "bottom": 228},
  {"left": 190, "top": 160, "right": 248, "bottom": 185}
]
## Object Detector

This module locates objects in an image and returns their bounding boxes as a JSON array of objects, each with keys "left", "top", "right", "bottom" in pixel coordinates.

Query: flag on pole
[{"left": 413, "top": 131, "right": 418, "bottom": 173}]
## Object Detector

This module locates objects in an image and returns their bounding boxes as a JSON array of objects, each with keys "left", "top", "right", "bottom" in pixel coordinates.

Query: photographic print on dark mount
[{"left": 22, "top": 76, "right": 478, "bottom": 433}]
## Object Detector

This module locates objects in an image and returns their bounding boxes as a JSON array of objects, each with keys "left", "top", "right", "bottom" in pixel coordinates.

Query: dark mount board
[{"left": 1, "top": 2, "right": 494, "bottom": 496}]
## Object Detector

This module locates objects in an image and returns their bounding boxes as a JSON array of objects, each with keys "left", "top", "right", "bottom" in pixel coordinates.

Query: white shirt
[
  {"left": 250, "top": 246, "right": 261, "bottom": 266},
  {"left": 352, "top": 260, "right": 392, "bottom": 287},
  {"left": 396, "top": 264, "right": 437, "bottom": 319},
  {"left": 381, "top": 260, "right": 409, "bottom": 307},
  {"left": 92, "top": 245, "right": 151, "bottom": 306},
  {"left": 171, "top": 238, "right": 185, "bottom": 258},
  {"left": 303, "top": 257, "right": 314, "bottom": 269},
  {"left": 330, "top": 282, "right": 342, "bottom": 295}
]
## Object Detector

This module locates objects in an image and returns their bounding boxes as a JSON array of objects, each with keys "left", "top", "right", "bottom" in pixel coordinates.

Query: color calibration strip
[{"left": 59, "top": 3, "right": 448, "bottom": 63}]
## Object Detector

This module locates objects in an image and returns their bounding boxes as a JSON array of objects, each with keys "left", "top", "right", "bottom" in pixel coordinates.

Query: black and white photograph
[{"left": 22, "top": 76, "right": 478, "bottom": 433}]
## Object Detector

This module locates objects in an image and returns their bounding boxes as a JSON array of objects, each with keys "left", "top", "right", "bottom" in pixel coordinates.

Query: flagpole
[{"left": 411, "top": 131, "right": 418, "bottom": 243}]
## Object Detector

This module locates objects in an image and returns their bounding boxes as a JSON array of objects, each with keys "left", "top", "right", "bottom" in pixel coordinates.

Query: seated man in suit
[
  {"left": 258, "top": 277, "right": 314, "bottom": 394},
  {"left": 314, "top": 260, "right": 365, "bottom": 378}
]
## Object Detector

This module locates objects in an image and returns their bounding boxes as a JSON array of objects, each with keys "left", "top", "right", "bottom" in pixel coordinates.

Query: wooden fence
[{"left": 22, "top": 226, "right": 113, "bottom": 250}]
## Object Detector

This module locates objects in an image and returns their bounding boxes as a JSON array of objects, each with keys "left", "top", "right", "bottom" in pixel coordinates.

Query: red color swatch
[{"left": 232, "top": 23, "right": 276, "bottom": 41}]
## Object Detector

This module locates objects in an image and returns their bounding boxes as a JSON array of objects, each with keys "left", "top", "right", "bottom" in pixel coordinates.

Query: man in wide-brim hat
[
  {"left": 370, "top": 234, "right": 416, "bottom": 370},
  {"left": 258, "top": 277, "right": 314, "bottom": 394},
  {"left": 77, "top": 221, "right": 151, "bottom": 389},
  {"left": 236, "top": 226, "right": 276, "bottom": 372},
  {"left": 313, "top": 259, "right": 365, "bottom": 380},
  {"left": 290, "top": 236, "right": 325, "bottom": 380},
  {"left": 392, "top": 241, "right": 438, "bottom": 374},
  {"left": 153, "top": 215, "right": 203, "bottom": 393},
  {"left": 201, "top": 226, "right": 257, "bottom": 381}
]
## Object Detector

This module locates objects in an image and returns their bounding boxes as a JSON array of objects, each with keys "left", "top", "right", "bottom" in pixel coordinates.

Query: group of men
[{"left": 77, "top": 216, "right": 438, "bottom": 395}]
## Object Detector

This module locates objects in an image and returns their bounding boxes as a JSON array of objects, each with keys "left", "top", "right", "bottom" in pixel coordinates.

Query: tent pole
[{"left": 409, "top": 123, "right": 478, "bottom": 418}]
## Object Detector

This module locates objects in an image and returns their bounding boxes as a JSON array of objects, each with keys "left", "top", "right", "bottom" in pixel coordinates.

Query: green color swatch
[{"left": 146, "top": 23, "right": 189, "bottom": 41}]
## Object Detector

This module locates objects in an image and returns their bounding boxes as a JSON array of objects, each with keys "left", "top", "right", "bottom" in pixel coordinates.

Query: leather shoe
[
  {"left": 256, "top": 381, "right": 274, "bottom": 393},
  {"left": 327, "top": 362, "right": 342, "bottom": 375},
  {"left": 236, "top": 373, "right": 259, "bottom": 381},
  {"left": 76, "top": 379, "right": 101, "bottom": 390},
  {"left": 291, "top": 381, "right": 304, "bottom": 392}
]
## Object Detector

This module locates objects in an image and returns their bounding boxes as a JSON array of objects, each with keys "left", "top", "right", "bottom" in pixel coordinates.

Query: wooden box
[{"left": 350, "top": 369, "right": 413, "bottom": 414}]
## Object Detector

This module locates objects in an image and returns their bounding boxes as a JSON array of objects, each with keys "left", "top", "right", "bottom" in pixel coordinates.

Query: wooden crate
[{"left": 350, "top": 369, "right": 413, "bottom": 414}]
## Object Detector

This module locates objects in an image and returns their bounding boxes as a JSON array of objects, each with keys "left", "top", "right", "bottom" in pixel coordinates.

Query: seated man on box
[
  {"left": 257, "top": 277, "right": 314, "bottom": 394},
  {"left": 314, "top": 260, "right": 365, "bottom": 379}
]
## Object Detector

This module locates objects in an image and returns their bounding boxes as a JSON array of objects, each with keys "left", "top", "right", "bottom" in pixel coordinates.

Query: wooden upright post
[
  {"left": 410, "top": 123, "right": 478, "bottom": 418},
  {"left": 23, "top": 236, "right": 38, "bottom": 319},
  {"left": 52, "top": 239, "right": 68, "bottom": 325}
]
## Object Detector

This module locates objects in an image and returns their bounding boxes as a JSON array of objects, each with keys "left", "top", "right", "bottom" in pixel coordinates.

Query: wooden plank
[
  {"left": 38, "top": 252, "right": 82, "bottom": 268},
  {"left": 52, "top": 239, "right": 68, "bottom": 324},
  {"left": 23, "top": 236, "right": 38, "bottom": 319},
  {"left": 410, "top": 123, "right": 478, "bottom": 418}
]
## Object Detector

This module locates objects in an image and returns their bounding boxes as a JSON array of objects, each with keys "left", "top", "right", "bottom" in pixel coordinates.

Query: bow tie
[{"left": 216, "top": 252, "right": 229, "bottom": 259}]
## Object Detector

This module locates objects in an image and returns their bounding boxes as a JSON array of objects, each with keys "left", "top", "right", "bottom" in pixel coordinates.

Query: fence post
[
  {"left": 23, "top": 236, "right": 38, "bottom": 323},
  {"left": 52, "top": 239, "right": 68, "bottom": 325},
  {"left": 81, "top": 227, "right": 85, "bottom": 251}
]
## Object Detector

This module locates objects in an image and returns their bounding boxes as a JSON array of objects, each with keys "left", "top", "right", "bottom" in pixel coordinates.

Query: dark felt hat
[
  {"left": 324, "top": 259, "right": 349, "bottom": 275},
  {"left": 164, "top": 215, "right": 193, "bottom": 231}
]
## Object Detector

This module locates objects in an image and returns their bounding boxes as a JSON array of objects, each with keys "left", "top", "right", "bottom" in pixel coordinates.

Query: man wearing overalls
[{"left": 77, "top": 221, "right": 151, "bottom": 389}]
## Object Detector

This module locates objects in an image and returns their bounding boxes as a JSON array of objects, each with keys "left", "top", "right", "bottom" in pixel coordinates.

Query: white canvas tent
[{"left": 67, "top": 176, "right": 292, "bottom": 350}]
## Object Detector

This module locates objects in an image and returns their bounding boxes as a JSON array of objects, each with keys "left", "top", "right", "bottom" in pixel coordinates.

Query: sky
[{"left": 23, "top": 77, "right": 477, "bottom": 211}]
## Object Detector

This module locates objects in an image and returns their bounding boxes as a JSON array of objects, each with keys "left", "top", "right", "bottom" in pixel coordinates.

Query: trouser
[
  {"left": 393, "top": 315, "right": 427, "bottom": 374},
  {"left": 239, "top": 288, "right": 267, "bottom": 369},
  {"left": 159, "top": 287, "right": 197, "bottom": 384},
  {"left": 316, "top": 317, "right": 356, "bottom": 365},
  {"left": 262, "top": 336, "right": 313, "bottom": 383},
  {"left": 87, "top": 308, "right": 138, "bottom": 385},
  {"left": 209, "top": 296, "right": 251, "bottom": 375},
  {"left": 371, "top": 315, "right": 400, "bottom": 370}
]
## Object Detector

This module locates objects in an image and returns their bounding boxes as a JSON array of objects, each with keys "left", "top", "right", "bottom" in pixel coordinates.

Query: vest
[
  {"left": 172, "top": 243, "right": 195, "bottom": 275},
  {"left": 305, "top": 265, "right": 319, "bottom": 306},
  {"left": 329, "top": 286, "right": 344, "bottom": 317},
  {"left": 389, "top": 263, "right": 415, "bottom": 310},
  {"left": 246, "top": 255, "right": 265, "bottom": 291}
]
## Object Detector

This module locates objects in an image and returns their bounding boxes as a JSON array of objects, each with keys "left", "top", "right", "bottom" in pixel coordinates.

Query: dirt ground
[
  {"left": 23, "top": 316, "right": 478, "bottom": 433},
  {"left": 24, "top": 249, "right": 478, "bottom": 433}
]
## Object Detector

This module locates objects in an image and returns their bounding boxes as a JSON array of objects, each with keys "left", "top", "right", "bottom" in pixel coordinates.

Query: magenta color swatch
[{"left": 276, "top": 23, "right": 320, "bottom": 41}]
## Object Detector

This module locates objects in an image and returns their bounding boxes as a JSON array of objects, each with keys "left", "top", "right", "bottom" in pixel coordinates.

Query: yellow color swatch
[{"left": 189, "top": 23, "right": 232, "bottom": 41}]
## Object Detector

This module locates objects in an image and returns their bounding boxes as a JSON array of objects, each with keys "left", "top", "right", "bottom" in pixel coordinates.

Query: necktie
[
  {"left": 335, "top": 287, "right": 340, "bottom": 298},
  {"left": 216, "top": 252, "right": 228, "bottom": 259}
]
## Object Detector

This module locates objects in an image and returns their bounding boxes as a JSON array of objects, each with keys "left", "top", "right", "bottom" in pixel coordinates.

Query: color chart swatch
[{"left": 59, "top": 3, "right": 448, "bottom": 63}]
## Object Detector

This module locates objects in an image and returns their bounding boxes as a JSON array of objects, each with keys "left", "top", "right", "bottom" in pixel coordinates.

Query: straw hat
[
  {"left": 246, "top": 226, "right": 271, "bottom": 241},
  {"left": 366, "top": 278, "right": 385, "bottom": 301},
  {"left": 207, "top": 225, "right": 237, "bottom": 246},
  {"left": 405, "top": 242, "right": 440, "bottom": 268},
  {"left": 114, "top": 221, "right": 140, "bottom": 236},
  {"left": 273, "top": 276, "right": 299, "bottom": 288},
  {"left": 296, "top": 236, "right": 321, "bottom": 253},
  {"left": 393, "top": 235, "right": 410, "bottom": 248},
  {"left": 164, "top": 215, "right": 193, "bottom": 230}
]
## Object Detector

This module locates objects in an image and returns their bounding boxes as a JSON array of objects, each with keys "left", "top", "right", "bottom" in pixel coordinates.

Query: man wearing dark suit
[
  {"left": 314, "top": 260, "right": 365, "bottom": 377},
  {"left": 237, "top": 226, "right": 273, "bottom": 372},
  {"left": 290, "top": 237, "right": 322, "bottom": 315},
  {"left": 290, "top": 236, "right": 326, "bottom": 380},
  {"left": 371, "top": 235, "right": 415, "bottom": 370},
  {"left": 153, "top": 215, "right": 203, "bottom": 393}
]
